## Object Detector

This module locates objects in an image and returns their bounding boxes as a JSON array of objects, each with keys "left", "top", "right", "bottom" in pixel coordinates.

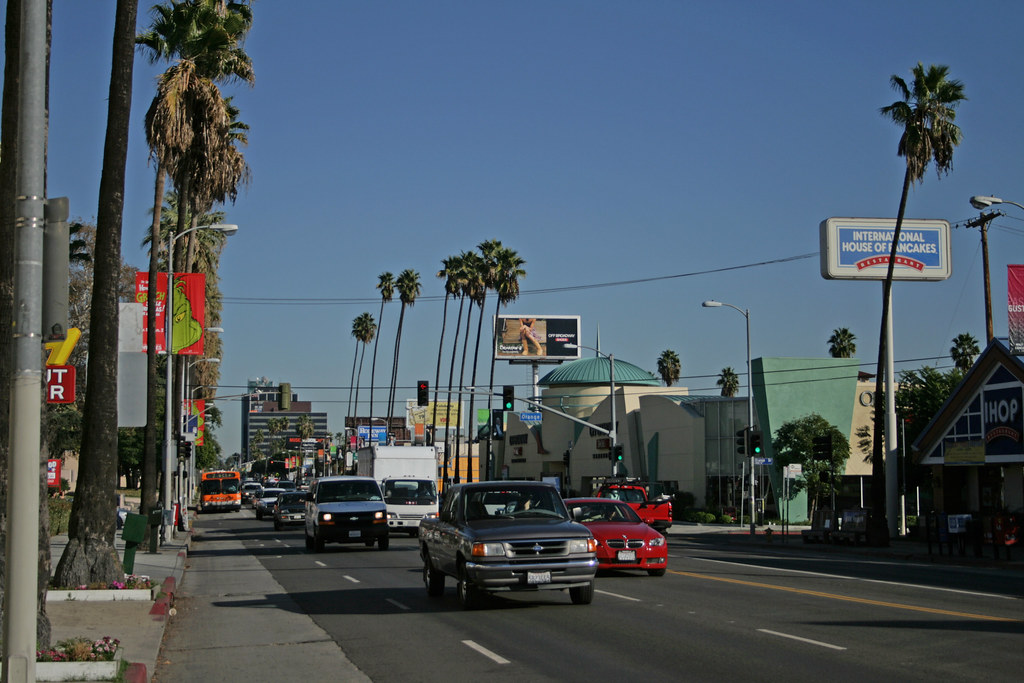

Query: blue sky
[{"left": 27, "top": 1, "right": 1024, "bottom": 455}]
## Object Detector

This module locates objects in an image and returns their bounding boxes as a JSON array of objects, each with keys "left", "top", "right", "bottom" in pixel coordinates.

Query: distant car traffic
[
  {"left": 565, "top": 497, "right": 668, "bottom": 576},
  {"left": 273, "top": 491, "right": 307, "bottom": 530},
  {"left": 255, "top": 487, "right": 285, "bottom": 520},
  {"left": 241, "top": 482, "right": 261, "bottom": 504},
  {"left": 276, "top": 480, "right": 297, "bottom": 491}
]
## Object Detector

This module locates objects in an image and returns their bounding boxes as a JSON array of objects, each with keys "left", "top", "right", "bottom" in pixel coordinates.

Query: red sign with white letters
[{"left": 46, "top": 365, "right": 76, "bottom": 404}]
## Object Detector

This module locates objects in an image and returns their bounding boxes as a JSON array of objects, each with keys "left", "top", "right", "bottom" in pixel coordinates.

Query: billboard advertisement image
[{"left": 494, "top": 315, "right": 581, "bottom": 361}]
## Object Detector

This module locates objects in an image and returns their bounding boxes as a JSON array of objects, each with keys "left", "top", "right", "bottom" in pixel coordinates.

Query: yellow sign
[
  {"left": 44, "top": 327, "right": 81, "bottom": 366},
  {"left": 944, "top": 440, "right": 985, "bottom": 465},
  {"left": 408, "top": 401, "right": 462, "bottom": 427}
]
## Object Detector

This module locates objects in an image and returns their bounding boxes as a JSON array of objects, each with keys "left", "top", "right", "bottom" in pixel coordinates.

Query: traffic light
[
  {"left": 177, "top": 438, "right": 191, "bottom": 461},
  {"left": 502, "top": 385, "right": 514, "bottom": 411},
  {"left": 612, "top": 444, "right": 624, "bottom": 461},
  {"left": 735, "top": 428, "right": 747, "bottom": 455},
  {"left": 492, "top": 409, "right": 505, "bottom": 439},
  {"left": 279, "top": 383, "right": 291, "bottom": 411},
  {"left": 563, "top": 450, "right": 571, "bottom": 467},
  {"left": 812, "top": 435, "right": 832, "bottom": 461},
  {"left": 417, "top": 379, "right": 429, "bottom": 406},
  {"left": 749, "top": 430, "right": 762, "bottom": 456}
]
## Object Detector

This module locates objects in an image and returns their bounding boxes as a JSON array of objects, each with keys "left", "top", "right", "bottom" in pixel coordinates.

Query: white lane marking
[
  {"left": 595, "top": 589, "right": 641, "bottom": 602},
  {"left": 691, "top": 556, "right": 1013, "bottom": 600},
  {"left": 386, "top": 598, "right": 410, "bottom": 610},
  {"left": 314, "top": 561, "right": 327, "bottom": 567},
  {"left": 758, "top": 628, "right": 846, "bottom": 651},
  {"left": 462, "top": 640, "right": 510, "bottom": 665},
  {"left": 343, "top": 575, "right": 360, "bottom": 583}
]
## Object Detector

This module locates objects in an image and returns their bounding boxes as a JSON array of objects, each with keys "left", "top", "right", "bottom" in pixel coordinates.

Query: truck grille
[
  {"left": 606, "top": 539, "right": 645, "bottom": 549},
  {"left": 506, "top": 539, "right": 568, "bottom": 559}
]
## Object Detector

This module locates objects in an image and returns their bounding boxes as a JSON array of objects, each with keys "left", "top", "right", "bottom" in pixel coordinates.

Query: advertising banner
[
  {"left": 408, "top": 401, "right": 463, "bottom": 428},
  {"left": 1009, "top": 265, "right": 1024, "bottom": 354},
  {"left": 819, "top": 218, "right": 951, "bottom": 281},
  {"left": 494, "top": 314, "right": 581, "bottom": 361},
  {"left": 136, "top": 272, "right": 207, "bottom": 354},
  {"left": 184, "top": 398, "right": 206, "bottom": 446}
]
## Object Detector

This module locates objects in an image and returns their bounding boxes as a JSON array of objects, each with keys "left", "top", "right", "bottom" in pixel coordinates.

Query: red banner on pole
[
  {"left": 135, "top": 272, "right": 207, "bottom": 355},
  {"left": 1010, "top": 265, "right": 1024, "bottom": 355}
]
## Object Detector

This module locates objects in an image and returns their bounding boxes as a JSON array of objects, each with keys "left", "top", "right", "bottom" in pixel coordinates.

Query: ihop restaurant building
[{"left": 913, "top": 339, "right": 1024, "bottom": 515}]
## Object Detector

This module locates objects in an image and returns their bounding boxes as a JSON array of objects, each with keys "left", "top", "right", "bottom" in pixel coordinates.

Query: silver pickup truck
[{"left": 419, "top": 481, "right": 598, "bottom": 609}]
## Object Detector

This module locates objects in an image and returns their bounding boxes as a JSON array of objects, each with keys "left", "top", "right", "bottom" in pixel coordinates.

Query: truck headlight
[
  {"left": 649, "top": 536, "right": 665, "bottom": 547},
  {"left": 471, "top": 542, "right": 507, "bottom": 557},
  {"left": 321, "top": 513, "right": 332, "bottom": 522},
  {"left": 568, "top": 538, "right": 598, "bottom": 554},
  {"left": 374, "top": 511, "right": 385, "bottom": 520}
]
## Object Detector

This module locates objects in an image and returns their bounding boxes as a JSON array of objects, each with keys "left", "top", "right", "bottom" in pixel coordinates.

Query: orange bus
[{"left": 199, "top": 470, "right": 242, "bottom": 513}]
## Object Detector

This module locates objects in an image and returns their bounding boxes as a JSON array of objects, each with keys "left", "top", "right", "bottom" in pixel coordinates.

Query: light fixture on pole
[
  {"left": 702, "top": 299, "right": 756, "bottom": 536},
  {"left": 564, "top": 343, "right": 617, "bottom": 476},
  {"left": 162, "top": 224, "right": 237, "bottom": 542}
]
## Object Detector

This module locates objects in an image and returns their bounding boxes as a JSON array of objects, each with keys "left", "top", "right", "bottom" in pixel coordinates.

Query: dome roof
[{"left": 539, "top": 356, "right": 660, "bottom": 386}]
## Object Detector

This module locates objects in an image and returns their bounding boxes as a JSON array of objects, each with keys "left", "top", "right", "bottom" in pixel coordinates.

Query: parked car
[
  {"left": 255, "top": 487, "right": 285, "bottom": 520},
  {"left": 273, "top": 491, "right": 307, "bottom": 530},
  {"left": 566, "top": 497, "right": 667, "bottom": 576}
]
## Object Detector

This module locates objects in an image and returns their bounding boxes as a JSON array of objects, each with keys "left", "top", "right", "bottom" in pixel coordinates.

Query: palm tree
[
  {"left": 871, "top": 62, "right": 966, "bottom": 544},
  {"left": 386, "top": 269, "right": 422, "bottom": 432},
  {"left": 136, "top": 0, "right": 253, "bottom": 531},
  {"left": 717, "top": 367, "right": 740, "bottom": 397},
  {"left": 432, "top": 256, "right": 461, "bottom": 449},
  {"left": 369, "top": 272, "right": 394, "bottom": 431},
  {"left": 443, "top": 253, "right": 473, "bottom": 482},
  {"left": 54, "top": 0, "right": 141, "bottom": 589},
  {"left": 453, "top": 251, "right": 483, "bottom": 482},
  {"left": 950, "top": 332, "right": 980, "bottom": 372},
  {"left": 484, "top": 246, "right": 526, "bottom": 477},
  {"left": 657, "top": 350, "right": 681, "bottom": 387},
  {"left": 351, "top": 312, "right": 376, "bottom": 441},
  {"left": 828, "top": 328, "right": 857, "bottom": 358}
]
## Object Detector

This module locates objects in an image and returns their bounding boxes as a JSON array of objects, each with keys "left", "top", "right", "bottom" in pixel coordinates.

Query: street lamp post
[
  {"left": 703, "top": 300, "right": 756, "bottom": 536},
  {"left": 183, "top": 356, "right": 219, "bottom": 503},
  {"left": 969, "top": 196, "right": 1024, "bottom": 343},
  {"left": 162, "top": 224, "right": 237, "bottom": 542}
]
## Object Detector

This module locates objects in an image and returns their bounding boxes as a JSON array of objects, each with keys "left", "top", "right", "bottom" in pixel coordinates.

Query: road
[{"left": 159, "top": 510, "right": 1024, "bottom": 682}]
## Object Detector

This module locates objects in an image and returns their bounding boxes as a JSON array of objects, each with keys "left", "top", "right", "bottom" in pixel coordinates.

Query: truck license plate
[
  {"left": 349, "top": 530, "right": 361, "bottom": 538},
  {"left": 527, "top": 571, "right": 551, "bottom": 585},
  {"left": 616, "top": 550, "right": 636, "bottom": 562}
]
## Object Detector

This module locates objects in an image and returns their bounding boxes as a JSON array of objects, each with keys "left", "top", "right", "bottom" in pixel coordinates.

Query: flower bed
[
  {"left": 36, "top": 637, "right": 122, "bottom": 681},
  {"left": 47, "top": 575, "right": 154, "bottom": 602}
]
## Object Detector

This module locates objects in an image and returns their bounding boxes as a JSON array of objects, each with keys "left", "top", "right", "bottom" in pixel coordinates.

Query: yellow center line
[{"left": 669, "top": 569, "right": 1020, "bottom": 623}]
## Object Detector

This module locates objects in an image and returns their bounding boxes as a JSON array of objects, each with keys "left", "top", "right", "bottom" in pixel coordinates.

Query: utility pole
[{"left": 963, "top": 211, "right": 999, "bottom": 342}]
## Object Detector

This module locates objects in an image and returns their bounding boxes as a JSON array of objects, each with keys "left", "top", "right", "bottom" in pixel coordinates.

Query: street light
[
  {"left": 702, "top": 299, "right": 756, "bottom": 536},
  {"left": 564, "top": 344, "right": 618, "bottom": 477},
  {"left": 970, "top": 195, "right": 1024, "bottom": 212},
  {"left": 162, "top": 224, "right": 237, "bottom": 541}
]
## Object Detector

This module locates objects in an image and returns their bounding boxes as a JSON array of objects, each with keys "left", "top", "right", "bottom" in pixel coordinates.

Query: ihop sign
[
  {"left": 819, "top": 217, "right": 951, "bottom": 281},
  {"left": 984, "top": 384, "right": 1023, "bottom": 456}
]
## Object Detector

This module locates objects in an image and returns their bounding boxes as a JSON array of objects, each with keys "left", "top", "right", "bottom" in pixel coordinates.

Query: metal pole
[
  {"left": 162, "top": 235, "right": 175, "bottom": 541},
  {"left": 4, "top": 0, "right": 47, "bottom": 678},
  {"left": 885, "top": 292, "right": 898, "bottom": 538},
  {"left": 609, "top": 353, "right": 617, "bottom": 475},
  {"left": 745, "top": 308, "right": 755, "bottom": 536}
]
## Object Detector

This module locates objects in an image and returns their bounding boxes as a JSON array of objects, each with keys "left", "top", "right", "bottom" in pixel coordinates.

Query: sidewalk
[{"left": 48, "top": 526, "right": 190, "bottom": 682}]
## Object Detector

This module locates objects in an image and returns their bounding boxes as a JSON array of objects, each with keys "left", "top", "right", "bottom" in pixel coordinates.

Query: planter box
[
  {"left": 36, "top": 651, "right": 122, "bottom": 681},
  {"left": 46, "top": 588, "right": 153, "bottom": 602}
]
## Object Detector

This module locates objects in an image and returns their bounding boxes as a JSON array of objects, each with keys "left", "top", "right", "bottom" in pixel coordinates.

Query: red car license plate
[{"left": 616, "top": 550, "right": 636, "bottom": 562}]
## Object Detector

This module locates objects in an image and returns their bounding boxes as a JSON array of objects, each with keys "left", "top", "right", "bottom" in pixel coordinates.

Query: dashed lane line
[{"left": 462, "top": 640, "right": 510, "bottom": 665}]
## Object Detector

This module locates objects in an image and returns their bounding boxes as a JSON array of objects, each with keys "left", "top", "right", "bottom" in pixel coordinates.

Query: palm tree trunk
[
  {"left": 870, "top": 166, "right": 911, "bottom": 546},
  {"left": 431, "top": 293, "right": 450, "bottom": 446},
  {"left": 347, "top": 340, "right": 358, "bottom": 427},
  {"left": 354, "top": 342, "right": 367, "bottom": 449},
  {"left": 454, "top": 301, "right": 474, "bottom": 482},
  {"left": 443, "top": 296, "right": 465, "bottom": 484},
  {"left": 142, "top": 162, "right": 164, "bottom": 536},
  {"left": 484, "top": 295, "right": 502, "bottom": 479},
  {"left": 387, "top": 305, "right": 407, "bottom": 438},
  {"left": 55, "top": 0, "right": 139, "bottom": 588},
  {"left": 467, "top": 300, "right": 487, "bottom": 480},
  {"left": 369, "top": 299, "right": 385, "bottom": 432}
]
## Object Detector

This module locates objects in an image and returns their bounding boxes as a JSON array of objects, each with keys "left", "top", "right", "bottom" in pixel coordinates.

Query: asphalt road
[{"left": 172, "top": 510, "right": 1024, "bottom": 682}]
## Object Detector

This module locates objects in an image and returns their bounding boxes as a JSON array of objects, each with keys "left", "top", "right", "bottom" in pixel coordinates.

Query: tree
[
  {"left": 828, "top": 328, "right": 857, "bottom": 358},
  {"left": 772, "top": 414, "right": 850, "bottom": 518},
  {"left": 54, "top": 0, "right": 141, "bottom": 589},
  {"left": 136, "top": 0, "right": 254, "bottom": 535},
  {"left": 657, "top": 350, "right": 681, "bottom": 387},
  {"left": 870, "top": 63, "right": 966, "bottom": 545},
  {"left": 717, "top": 367, "right": 740, "bottom": 397},
  {"left": 442, "top": 253, "right": 472, "bottom": 482},
  {"left": 950, "top": 332, "right": 980, "bottom": 372},
  {"left": 431, "top": 255, "right": 461, "bottom": 457},
  {"left": 350, "top": 312, "right": 376, "bottom": 444},
  {"left": 369, "top": 272, "right": 394, "bottom": 428},
  {"left": 386, "top": 269, "right": 422, "bottom": 431},
  {"left": 453, "top": 251, "right": 483, "bottom": 482}
]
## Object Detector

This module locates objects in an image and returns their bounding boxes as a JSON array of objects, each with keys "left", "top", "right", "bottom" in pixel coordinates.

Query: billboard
[
  {"left": 819, "top": 217, "right": 951, "bottom": 281},
  {"left": 407, "top": 401, "right": 463, "bottom": 428},
  {"left": 135, "top": 272, "right": 207, "bottom": 354},
  {"left": 1010, "top": 265, "right": 1024, "bottom": 355},
  {"left": 494, "top": 315, "right": 581, "bottom": 361}
]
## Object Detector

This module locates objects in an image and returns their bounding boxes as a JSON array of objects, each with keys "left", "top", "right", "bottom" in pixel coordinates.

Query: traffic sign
[
  {"left": 518, "top": 411, "right": 542, "bottom": 424},
  {"left": 754, "top": 457, "right": 773, "bottom": 465}
]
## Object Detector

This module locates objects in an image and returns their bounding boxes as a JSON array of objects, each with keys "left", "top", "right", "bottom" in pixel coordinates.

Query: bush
[
  {"left": 49, "top": 498, "right": 72, "bottom": 536},
  {"left": 717, "top": 514, "right": 734, "bottom": 524}
]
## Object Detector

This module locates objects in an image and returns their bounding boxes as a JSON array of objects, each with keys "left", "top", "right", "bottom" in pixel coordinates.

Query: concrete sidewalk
[{"left": 48, "top": 527, "right": 190, "bottom": 682}]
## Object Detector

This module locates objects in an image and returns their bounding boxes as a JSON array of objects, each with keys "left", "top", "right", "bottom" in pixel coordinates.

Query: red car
[{"left": 565, "top": 498, "right": 667, "bottom": 576}]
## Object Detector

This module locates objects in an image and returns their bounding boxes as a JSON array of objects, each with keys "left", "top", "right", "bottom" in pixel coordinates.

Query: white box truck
[{"left": 356, "top": 445, "right": 439, "bottom": 535}]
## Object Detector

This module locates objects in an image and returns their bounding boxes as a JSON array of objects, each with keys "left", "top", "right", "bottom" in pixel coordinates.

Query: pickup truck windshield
[
  {"left": 464, "top": 486, "right": 566, "bottom": 520},
  {"left": 316, "top": 481, "right": 382, "bottom": 502}
]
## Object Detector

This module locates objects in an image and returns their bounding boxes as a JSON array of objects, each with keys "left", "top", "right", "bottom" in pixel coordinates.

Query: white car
[{"left": 255, "top": 488, "right": 285, "bottom": 520}]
